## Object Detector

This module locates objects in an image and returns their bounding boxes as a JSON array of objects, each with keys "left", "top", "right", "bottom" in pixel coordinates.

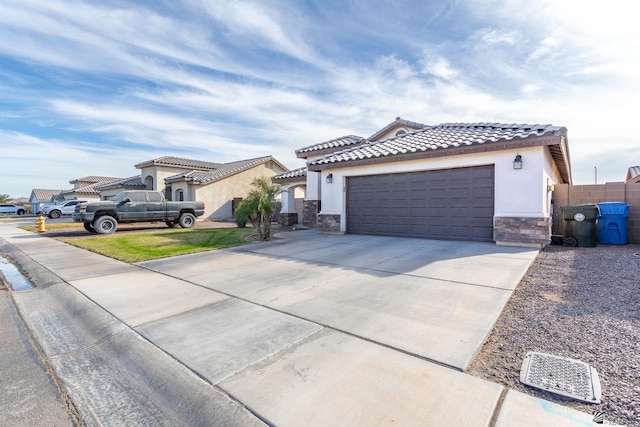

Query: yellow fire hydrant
[{"left": 35, "top": 215, "right": 47, "bottom": 233}]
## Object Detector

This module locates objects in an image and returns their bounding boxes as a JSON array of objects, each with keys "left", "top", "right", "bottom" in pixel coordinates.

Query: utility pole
[{"left": 594, "top": 166, "right": 598, "bottom": 185}]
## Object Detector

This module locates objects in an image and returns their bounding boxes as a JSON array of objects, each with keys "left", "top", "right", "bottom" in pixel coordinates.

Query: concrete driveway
[
  {"left": 1, "top": 224, "right": 598, "bottom": 426},
  {"left": 139, "top": 230, "right": 537, "bottom": 371}
]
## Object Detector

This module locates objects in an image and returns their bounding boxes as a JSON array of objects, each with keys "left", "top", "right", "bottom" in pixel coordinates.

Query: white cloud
[
  {"left": 1, "top": 0, "right": 639, "bottom": 197},
  {"left": 421, "top": 56, "right": 459, "bottom": 81},
  {"left": 473, "top": 28, "right": 521, "bottom": 46}
]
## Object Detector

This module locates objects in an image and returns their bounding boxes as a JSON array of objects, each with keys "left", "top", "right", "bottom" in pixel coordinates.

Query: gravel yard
[{"left": 468, "top": 244, "right": 640, "bottom": 427}]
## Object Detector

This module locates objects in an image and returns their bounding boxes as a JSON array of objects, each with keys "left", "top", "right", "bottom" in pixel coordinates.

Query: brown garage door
[{"left": 346, "top": 165, "right": 494, "bottom": 242}]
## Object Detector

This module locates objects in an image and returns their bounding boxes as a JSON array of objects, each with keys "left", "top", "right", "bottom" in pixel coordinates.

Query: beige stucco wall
[
  {"left": 62, "top": 194, "right": 101, "bottom": 203},
  {"left": 139, "top": 165, "right": 191, "bottom": 192},
  {"left": 194, "top": 163, "right": 286, "bottom": 219}
]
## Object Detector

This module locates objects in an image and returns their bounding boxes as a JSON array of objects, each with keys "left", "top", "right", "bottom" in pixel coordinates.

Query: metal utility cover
[{"left": 520, "top": 351, "right": 602, "bottom": 403}]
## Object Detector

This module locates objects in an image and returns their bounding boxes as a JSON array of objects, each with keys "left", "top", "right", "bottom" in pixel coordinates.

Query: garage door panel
[{"left": 347, "top": 166, "right": 494, "bottom": 242}]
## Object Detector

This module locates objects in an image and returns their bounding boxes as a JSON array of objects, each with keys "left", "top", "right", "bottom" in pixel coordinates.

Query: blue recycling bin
[{"left": 596, "top": 202, "right": 629, "bottom": 245}]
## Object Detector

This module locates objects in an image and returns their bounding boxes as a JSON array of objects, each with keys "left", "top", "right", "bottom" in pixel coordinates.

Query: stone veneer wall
[
  {"left": 320, "top": 214, "right": 342, "bottom": 233},
  {"left": 278, "top": 212, "right": 298, "bottom": 226},
  {"left": 302, "top": 200, "right": 320, "bottom": 228},
  {"left": 494, "top": 216, "right": 551, "bottom": 247}
]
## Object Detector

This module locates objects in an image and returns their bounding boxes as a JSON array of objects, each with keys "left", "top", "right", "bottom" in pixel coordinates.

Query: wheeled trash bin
[
  {"left": 596, "top": 202, "right": 629, "bottom": 245},
  {"left": 561, "top": 205, "right": 598, "bottom": 247}
]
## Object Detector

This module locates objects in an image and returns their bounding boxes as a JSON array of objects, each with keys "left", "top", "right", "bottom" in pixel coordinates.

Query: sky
[{"left": 1, "top": 0, "right": 638, "bottom": 198}]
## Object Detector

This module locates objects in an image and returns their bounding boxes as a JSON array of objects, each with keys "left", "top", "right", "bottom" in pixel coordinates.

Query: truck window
[
  {"left": 129, "top": 192, "right": 146, "bottom": 202},
  {"left": 148, "top": 192, "right": 163, "bottom": 203}
]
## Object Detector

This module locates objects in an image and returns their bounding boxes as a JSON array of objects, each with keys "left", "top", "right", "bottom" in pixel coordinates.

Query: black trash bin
[
  {"left": 596, "top": 202, "right": 630, "bottom": 245},
  {"left": 561, "top": 205, "right": 598, "bottom": 247}
]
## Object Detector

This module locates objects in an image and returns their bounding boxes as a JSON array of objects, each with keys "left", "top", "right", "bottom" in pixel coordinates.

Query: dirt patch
[{"left": 468, "top": 244, "right": 640, "bottom": 426}]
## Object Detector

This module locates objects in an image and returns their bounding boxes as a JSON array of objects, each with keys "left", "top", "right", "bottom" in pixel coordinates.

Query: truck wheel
[
  {"left": 178, "top": 213, "right": 196, "bottom": 228},
  {"left": 49, "top": 210, "right": 61, "bottom": 219},
  {"left": 94, "top": 216, "right": 118, "bottom": 234},
  {"left": 166, "top": 221, "right": 177, "bottom": 228},
  {"left": 83, "top": 222, "right": 97, "bottom": 233}
]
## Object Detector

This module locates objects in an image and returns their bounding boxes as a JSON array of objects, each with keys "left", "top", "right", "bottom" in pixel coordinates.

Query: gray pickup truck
[{"left": 73, "top": 190, "right": 205, "bottom": 234}]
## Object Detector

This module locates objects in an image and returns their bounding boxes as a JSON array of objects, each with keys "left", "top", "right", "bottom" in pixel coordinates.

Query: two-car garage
[{"left": 346, "top": 165, "right": 495, "bottom": 242}]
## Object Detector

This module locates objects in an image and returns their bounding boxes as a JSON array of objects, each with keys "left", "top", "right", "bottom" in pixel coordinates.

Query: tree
[
  {"left": 0, "top": 194, "right": 11, "bottom": 203},
  {"left": 234, "top": 178, "right": 282, "bottom": 240}
]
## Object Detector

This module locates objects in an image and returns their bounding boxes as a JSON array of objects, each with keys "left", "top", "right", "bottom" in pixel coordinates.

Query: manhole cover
[{"left": 520, "top": 351, "right": 601, "bottom": 403}]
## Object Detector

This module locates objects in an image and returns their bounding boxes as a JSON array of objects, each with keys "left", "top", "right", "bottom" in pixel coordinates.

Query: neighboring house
[
  {"left": 29, "top": 176, "right": 123, "bottom": 213},
  {"left": 10, "top": 197, "right": 29, "bottom": 206},
  {"left": 61, "top": 176, "right": 122, "bottom": 202},
  {"left": 133, "top": 155, "right": 289, "bottom": 219},
  {"left": 29, "top": 189, "right": 63, "bottom": 214},
  {"left": 95, "top": 176, "right": 147, "bottom": 200},
  {"left": 626, "top": 166, "right": 640, "bottom": 183},
  {"left": 277, "top": 118, "right": 571, "bottom": 248}
]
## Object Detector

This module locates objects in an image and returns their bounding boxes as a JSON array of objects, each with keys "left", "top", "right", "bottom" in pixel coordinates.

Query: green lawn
[{"left": 62, "top": 228, "right": 254, "bottom": 262}]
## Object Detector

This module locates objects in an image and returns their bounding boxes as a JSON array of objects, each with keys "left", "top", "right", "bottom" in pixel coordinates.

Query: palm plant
[{"left": 234, "top": 178, "right": 281, "bottom": 240}]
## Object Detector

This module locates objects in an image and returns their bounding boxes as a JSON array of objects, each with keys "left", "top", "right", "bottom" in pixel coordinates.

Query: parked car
[
  {"left": 73, "top": 190, "right": 205, "bottom": 234},
  {"left": 0, "top": 204, "right": 26, "bottom": 215},
  {"left": 37, "top": 202, "right": 57, "bottom": 214},
  {"left": 42, "top": 200, "right": 87, "bottom": 218}
]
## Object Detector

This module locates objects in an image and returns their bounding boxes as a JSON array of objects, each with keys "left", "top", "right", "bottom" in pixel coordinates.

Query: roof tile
[
  {"left": 273, "top": 166, "right": 307, "bottom": 181},
  {"left": 308, "top": 123, "right": 565, "bottom": 168},
  {"left": 135, "top": 156, "right": 221, "bottom": 170},
  {"left": 295, "top": 135, "right": 366, "bottom": 156},
  {"left": 165, "top": 156, "right": 279, "bottom": 184}
]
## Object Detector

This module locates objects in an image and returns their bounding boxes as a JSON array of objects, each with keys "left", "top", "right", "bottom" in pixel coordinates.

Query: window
[
  {"left": 129, "top": 192, "right": 146, "bottom": 202},
  {"left": 148, "top": 192, "right": 163, "bottom": 202}
]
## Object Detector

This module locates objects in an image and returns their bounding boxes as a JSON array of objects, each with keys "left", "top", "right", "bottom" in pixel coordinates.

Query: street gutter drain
[
  {"left": 520, "top": 351, "right": 602, "bottom": 403},
  {"left": 0, "top": 256, "right": 34, "bottom": 291}
]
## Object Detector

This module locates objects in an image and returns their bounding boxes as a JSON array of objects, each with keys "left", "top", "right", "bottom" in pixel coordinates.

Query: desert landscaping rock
[{"left": 468, "top": 244, "right": 640, "bottom": 427}]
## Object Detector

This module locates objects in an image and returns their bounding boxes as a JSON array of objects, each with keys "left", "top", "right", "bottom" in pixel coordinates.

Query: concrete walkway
[{"left": 0, "top": 223, "right": 598, "bottom": 426}]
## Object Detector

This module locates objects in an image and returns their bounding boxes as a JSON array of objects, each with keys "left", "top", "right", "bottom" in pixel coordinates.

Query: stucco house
[
  {"left": 133, "top": 155, "right": 289, "bottom": 219},
  {"left": 95, "top": 176, "right": 147, "bottom": 199},
  {"left": 61, "top": 176, "right": 122, "bottom": 202},
  {"left": 276, "top": 118, "right": 428, "bottom": 226},
  {"left": 277, "top": 118, "right": 571, "bottom": 248},
  {"left": 29, "top": 176, "right": 121, "bottom": 213},
  {"left": 626, "top": 166, "right": 640, "bottom": 183},
  {"left": 29, "top": 189, "right": 63, "bottom": 214}
]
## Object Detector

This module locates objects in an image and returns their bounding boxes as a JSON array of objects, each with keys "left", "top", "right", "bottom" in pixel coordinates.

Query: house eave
[
  {"left": 273, "top": 176, "right": 306, "bottom": 184},
  {"left": 308, "top": 134, "right": 571, "bottom": 183}
]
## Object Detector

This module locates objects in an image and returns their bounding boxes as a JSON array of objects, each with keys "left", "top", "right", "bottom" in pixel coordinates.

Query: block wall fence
[{"left": 553, "top": 182, "right": 640, "bottom": 244}]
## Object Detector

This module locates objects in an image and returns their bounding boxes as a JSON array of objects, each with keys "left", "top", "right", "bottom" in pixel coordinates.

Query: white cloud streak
[{"left": 0, "top": 0, "right": 638, "bottom": 196}]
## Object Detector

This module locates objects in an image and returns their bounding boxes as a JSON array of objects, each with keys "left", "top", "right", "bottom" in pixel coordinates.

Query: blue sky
[{"left": 1, "top": 0, "right": 638, "bottom": 197}]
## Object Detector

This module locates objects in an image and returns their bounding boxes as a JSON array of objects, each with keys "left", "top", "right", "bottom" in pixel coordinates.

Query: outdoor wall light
[
  {"left": 326, "top": 173, "right": 333, "bottom": 184},
  {"left": 513, "top": 154, "right": 523, "bottom": 170}
]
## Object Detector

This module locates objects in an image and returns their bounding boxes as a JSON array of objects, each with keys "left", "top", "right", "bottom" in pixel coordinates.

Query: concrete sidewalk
[{"left": 0, "top": 223, "right": 598, "bottom": 426}]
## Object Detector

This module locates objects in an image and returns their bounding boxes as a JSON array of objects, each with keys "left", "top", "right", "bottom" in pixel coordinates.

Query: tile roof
[
  {"left": 69, "top": 176, "right": 122, "bottom": 184},
  {"left": 165, "top": 156, "right": 284, "bottom": 184},
  {"left": 62, "top": 180, "right": 120, "bottom": 195},
  {"left": 368, "top": 117, "right": 430, "bottom": 141},
  {"left": 95, "top": 175, "right": 146, "bottom": 191},
  {"left": 273, "top": 166, "right": 307, "bottom": 182},
  {"left": 29, "top": 189, "right": 63, "bottom": 202},
  {"left": 308, "top": 122, "right": 570, "bottom": 182},
  {"left": 135, "top": 156, "right": 221, "bottom": 170},
  {"left": 295, "top": 135, "right": 366, "bottom": 158},
  {"left": 626, "top": 166, "right": 640, "bottom": 183}
]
